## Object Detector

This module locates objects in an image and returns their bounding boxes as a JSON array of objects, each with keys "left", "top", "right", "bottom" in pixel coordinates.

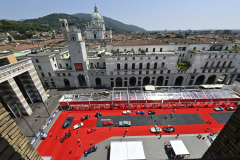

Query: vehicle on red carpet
[
  {"left": 95, "top": 112, "right": 102, "bottom": 118},
  {"left": 87, "top": 126, "right": 97, "bottom": 133},
  {"left": 84, "top": 145, "right": 98, "bottom": 157},
  {"left": 123, "top": 110, "right": 131, "bottom": 114},
  {"left": 150, "top": 125, "right": 162, "bottom": 133},
  {"left": 63, "top": 120, "right": 70, "bottom": 128},
  {"left": 214, "top": 107, "right": 224, "bottom": 111},
  {"left": 81, "top": 115, "right": 90, "bottom": 121},
  {"left": 118, "top": 121, "right": 131, "bottom": 127},
  {"left": 225, "top": 107, "right": 235, "bottom": 111},
  {"left": 103, "top": 120, "right": 113, "bottom": 126},
  {"left": 73, "top": 122, "right": 83, "bottom": 130},
  {"left": 148, "top": 110, "right": 156, "bottom": 115},
  {"left": 136, "top": 111, "right": 145, "bottom": 115},
  {"left": 163, "top": 127, "right": 175, "bottom": 133}
]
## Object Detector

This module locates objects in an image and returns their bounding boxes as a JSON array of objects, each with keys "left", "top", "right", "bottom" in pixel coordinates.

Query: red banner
[{"left": 75, "top": 63, "right": 83, "bottom": 71}]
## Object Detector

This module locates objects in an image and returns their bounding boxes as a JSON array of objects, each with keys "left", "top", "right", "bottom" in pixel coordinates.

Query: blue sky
[{"left": 1, "top": 0, "right": 239, "bottom": 30}]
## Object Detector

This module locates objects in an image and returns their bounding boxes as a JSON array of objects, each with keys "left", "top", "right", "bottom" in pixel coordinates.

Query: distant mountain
[
  {"left": 72, "top": 13, "right": 146, "bottom": 32},
  {"left": 24, "top": 13, "right": 89, "bottom": 32}
]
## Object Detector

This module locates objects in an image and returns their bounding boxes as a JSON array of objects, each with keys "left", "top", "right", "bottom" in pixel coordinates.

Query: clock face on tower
[{"left": 75, "top": 44, "right": 81, "bottom": 50}]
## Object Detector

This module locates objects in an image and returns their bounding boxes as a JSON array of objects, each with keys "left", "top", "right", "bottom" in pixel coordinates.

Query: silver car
[{"left": 150, "top": 125, "right": 162, "bottom": 133}]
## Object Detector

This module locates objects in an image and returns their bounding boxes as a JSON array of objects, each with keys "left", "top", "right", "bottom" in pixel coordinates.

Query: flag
[{"left": 16, "top": 106, "right": 23, "bottom": 118}]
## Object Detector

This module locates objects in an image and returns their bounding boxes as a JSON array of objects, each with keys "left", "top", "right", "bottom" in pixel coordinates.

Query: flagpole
[{"left": 38, "top": 91, "right": 50, "bottom": 117}]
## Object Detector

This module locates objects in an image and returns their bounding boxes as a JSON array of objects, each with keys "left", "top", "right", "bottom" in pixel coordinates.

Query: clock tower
[{"left": 60, "top": 19, "right": 90, "bottom": 87}]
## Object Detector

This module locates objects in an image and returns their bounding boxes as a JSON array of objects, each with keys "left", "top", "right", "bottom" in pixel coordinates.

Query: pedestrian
[
  {"left": 91, "top": 141, "right": 93, "bottom": 145},
  {"left": 79, "top": 142, "right": 81, "bottom": 147},
  {"left": 151, "top": 115, "right": 153, "bottom": 118},
  {"left": 197, "top": 134, "right": 200, "bottom": 138},
  {"left": 56, "top": 135, "right": 58, "bottom": 139},
  {"left": 126, "top": 128, "right": 128, "bottom": 132},
  {"left": 160, "top": 133, "right": 162, "bottom": 138},
  {"left": 206, "top": 128, "right": 209, "bottom": 132},
  {"left": 37, "top": 115, "right": 40, "bottom": 117},
  {"left": 50, "top": 133, "right": 52, "bottom": 137},
  {"left": 77, "top": 130, "right": 79, "bottom": 134},
  {"left": 209, "top": 121, "right": 212, "bottom": 124},
  {"left": 78, "top": 139, "right": 80, "bottom": 143},
  {"left": 202, "top": 137, "right": 205, "bottom": 140},
  {"left": 44, "top": 120, "right": 46, "bottom": 125},
  {"left": 176, "top": 133, "right": 179, "bottom": 138},
  {"left": 110, "top": 127, "right": 112, "bottom": 130},
  {"left": 70, "top": 149, "right": 72, "bottom": 153},
  {"left": 200, "top": 134, "right": 202, "bottom": 139},
  {"left": 171, "top": 114, "right": 174, "bottom": 118},
  {"left": 157, "top": 123, "right": 159, "bottom": 126},
  {"left": 207, "top": 120, "right": 210, "bottom": 123},
  {"left": 35, "top": 118, "right": 37, "bottom": 121},
  {"left": 165, "top": 115, "right": 167, "bottom": 119},
  {"left": 124, "top": 133, "right": 126, "bottom": 137},
  {"left": 116, "top": 123, "right": 118, "bottom": 127},
  {"left": 38, "top": 105, "right": 40, "bottom": 108},
  {"left": 155, "top": 118, "right": 158, "bottom": 122},
  {"left": 70, "top": 115, "right": 72, "bottom": 117}
]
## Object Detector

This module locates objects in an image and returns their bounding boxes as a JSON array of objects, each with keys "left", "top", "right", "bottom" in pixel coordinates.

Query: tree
[{"left": 52, "top": 34, "right": 55, "bottom": 39}]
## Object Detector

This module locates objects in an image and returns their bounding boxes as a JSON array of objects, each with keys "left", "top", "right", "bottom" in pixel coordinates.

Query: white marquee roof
[
  {"left": 170, "top": 140, "right": 190, "bottom": 156},
  {"left": 110, "top": 141, "right": 146, "bottom": 160}
]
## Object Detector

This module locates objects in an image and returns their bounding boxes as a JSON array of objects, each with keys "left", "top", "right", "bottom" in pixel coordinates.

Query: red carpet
[{"left": 37, "top": 105, "right": 237, "bottom": 160}]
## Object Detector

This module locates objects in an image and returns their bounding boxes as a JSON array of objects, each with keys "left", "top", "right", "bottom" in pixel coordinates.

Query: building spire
[{"left": 94, "top": 3, "right": 98, "bottom": 12}]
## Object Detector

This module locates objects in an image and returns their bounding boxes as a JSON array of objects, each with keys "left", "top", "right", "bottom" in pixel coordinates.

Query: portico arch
[
  {"left": 95, "top": 78, "right": 102, "bottom": 87},
  {"left": 195, "top": 75, "right": 205, "bottom": 85},
  {"left": 129, "top": 77, "right": 136, "bottom": 86},
  {"left": 174, "top": 76, "right": 184, "bottom": 86},
  {"left": 156, "top": 76, "right": 164, "bottom": 86},
  {"left": 116, "top": 77, "right": 123, "bottom": 87},
  {"left": 63, "top": 79, "right": 70, "bottom": 87},
  {"left": 143, "top": 76, "right": 150, "bottom": 86},
  {"left": 206, "top": 75, "right": 216, "bottom": 84},
  {"left": 78, "top": 74, "right": 87, "bottom": 87}
]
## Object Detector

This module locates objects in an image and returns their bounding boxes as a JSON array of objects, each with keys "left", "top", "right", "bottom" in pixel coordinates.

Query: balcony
[
  {"left": 201, "top": 66, "right": 234, "bottom": 69},
  {"left": 114, "top": 67, "right": 168, "bottom": 71}
]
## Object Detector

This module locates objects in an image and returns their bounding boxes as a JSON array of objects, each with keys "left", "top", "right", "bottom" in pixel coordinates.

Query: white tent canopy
[
  {"left": 170, "top": 140, "right": 190, "bottom": 157},
  {"left": 110, "top": 141, "right": 146, "bottom": 160}
]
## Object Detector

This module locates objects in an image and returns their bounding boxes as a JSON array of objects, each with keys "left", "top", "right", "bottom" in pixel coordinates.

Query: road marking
[{"left": 101, "top": 119, "right": 111, "bottom": 121}]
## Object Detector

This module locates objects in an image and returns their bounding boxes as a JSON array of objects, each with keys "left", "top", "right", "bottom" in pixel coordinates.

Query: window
[
  {"left": 191, "top": 76, "right": 195, "bottom": 79},
  {"left": 190, "top": 54, "right": 192, "bottom": 58},
  {"left": 57, "top": 73, "right": 60, "bottom": 76},
  {"left": 132, "top": 63, "right": 135, "bottom": 69},
  {"left": 221, "top": 55, "right": 223, "bottom": 58},
  {"left": 193, "top": 47, "right": 196, "bottom": 50},
  {"left": 70, "top": 34, "right": 76, "bottom": 41},
  {"left": 140, "top": 57, "right": 143, "bottom": 60},
  {"left": 118, "top": 72, "right": 120, "bottom": 75},
  {"left": 153, "top": 71, "right": 156, "bottom": 74},
  {"left": 125, "top": 57, "right": 127, "bottom": 60},
  {"left": 202, "top": 69, "right": 205, "bottom": 73},
  {"left": 133, "top": 57, "right": 135, "bottom": 60},
  {"left": 110, "top": 78, "right": 114, "bottom": 80},
  {"left": 225, "top": 69, "right": 228, "bottom": 72},
  {"left": 91, "top": 63, "right": 93, "bottom": 67},
  {"left": 147, "top": 63, "right": 150, "bottom": 69},
  {"left": 51, "top": 82, "right": 56, "bottom": 88},
  {"left": 38, "top": 65, "right": 42, "bottom": 70},
  {"left": 160, "top": 48, "right": 162, "bottom": 52},
  {"left": 51, "top": 79, "right": 53, "bottom": 81},
  {"left": 146, "top": 71, "right": 149, "bottom": 74},
  {"left": 202, "top": 47, "right": 205, "bottom": 51},
  {"left": 215, "top": 55, "right": 217, "bottom": 58},
  {"left": 182, "top": 54, "right": 185, "bottom": 57},
  {"left": 59, "top": 64, "right": 62, "bottom": 68},
  {"left": 208, "top": 69, "right": 211, "bottom": 73},
  {"left": 160, "top": 70, "right": 163, "bottom": 74},
  {"left": 227, "top": 55, "right": 230, "bottom": 58},
  {"left": 154, "top": 63, "right": 157, "bottom": 69},
  {"left": 35, "top": 59, "right": 39, "bottom": 63},
  {"left": 110, "top": 72, "right": 113, "bottom": 75},
  {"left": 44, "top": 82, "right": 49, "bottom": 88},
  {"left": 146, "top": 48, "right": 148, "bottom": 52},
  {"left": 163, "top": 56, "right": 166, "bottom": 59},
  {"left": 179, "top": 54, "right": 182, "bottom": 57},
  {"left": 66, "top": 63, "right": 68, "bottom": 67},
  {"left": 153, "top": 48, "right": 155, "bottom": 52},
  {"left": 68, "top": 73, "right": 71, "bottom": 76},
  {"left": 167, "top": 70, "right": 170, "bottom": 74},
  {"left": 138, "top": 77, "right": 141, "bottom": 80},
  {"left": 220, "top": 69, "right": 222, "bottom": 72},
  {"left": 55, "top": 64, "right": 57, "bottom": 67},
  {"left": 210, "top": 61, "right": 214, "bottom": 67},
  {"left": 117, "top": 57, "right": 120, "bottom": 60},
  {"left": 139, "top": 71, "right": 142, "bottom": 74},
  {"left": 166, "top": 76, "right": 169, "bottom": 79},
  {"left": 208, "top": 55, "right": 211, "bottom": 58},
  {"left": 63, "top": 73, "right": 66, "bottom": 76},
  {"left": 124, "top": 78, "right": 127, "bottom": 80},
  {"left": 97, "top": 63, "right": 99, "bottom": 67},
  {"left": 148, "top": 57, "right": 150, "bottom": 60},
  {"left": 125, "top": 71, "right": 127, "bottom": 75},
  {"left": 48, "top": 72, "right": 51, "bottom": 77},
  {"left": 117, "top": 64, "right": 120, "bottom": 70},
  {"left": 178, "top": 47, "right": 182, "bottom": 51},
  {"left": 124, "top": 63, "right": 128, "bottom": 70},
  {"left": 233, "top": 55, "right": 236, "bottom": 58},
  {"left": 181, "top": 70, "right": 183, "bottom": 73},
  {"left": 161, "top": 62, "right": 165, "bottom": 68},
  {"left": 139, "top": 63, "right": 143, "bottom": 69},
  {"left": 41, "top": 72, "right": 45, "bottom": 77},
  {"left": 132, "top": 71, "right": 135, "bottom": 74},
  {"left": 156, "top": 57, "right": 158, "bottom": 60},
  {"left": 234, "top": 68, "right": 237, "bottom": 72},
  {"left": 52, "top": 57, "right": 55, "bottom": 61},
  {"left": 103, "top": 62, "right": 105, "bottom": 66},
  {"left": 182, "top": 47, "right": 186, "bottom": 51},
  {"left": 214, "top": 69, "right": 217, "bottom": 72}
]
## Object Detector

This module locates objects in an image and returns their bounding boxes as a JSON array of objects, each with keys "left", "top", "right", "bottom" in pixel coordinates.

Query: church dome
[{"left": 91, "top": 5, "right": 104, "bottom": 21}]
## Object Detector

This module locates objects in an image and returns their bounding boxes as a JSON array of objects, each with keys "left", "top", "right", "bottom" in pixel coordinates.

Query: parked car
[
  {"left": 150, "top": 125, "right": 162, "bottom": 133},
  {"left": 136, "top": 111, "right": 145, "bottom": 115},
  {"left": 87, "top": 126, "right": 97, "bottom": 134},
  {"left": 214, "top": 107, "right": 224, "bottom": 111},
  {"left": 84, "top": 146, "right": 98, "bottom": 157},
  {"left": 73, "top": 122, "right": 83, "bottom": 130},
  {"left": 103, "top": 120, "right": 113, "bottom": 126},
  {"left": 40, "top": 132, "right": 48, "bottom": 140},
  {"left": 163, "top": 127, "right": 175, "bottom": 133},
  {"left": 63, "top": 120, "right": 70, "bottom": 128},
  {"left": 81, "top": 115, "right": 90, "bottom": 121},
  {"left": 123, "top": 110, "right": 131, "bottom": 114},
  {"left": 148, "top": 110, "right": 156, "bottom": 115},
  {"left": 119, "top": 121, "right": 131, "bottom": 127},
  {"left": 225, "top": 107, "right": 236, "bottom": 111},
  {"left": 95, "top": 112, "right": 102, "bottom": 118}
]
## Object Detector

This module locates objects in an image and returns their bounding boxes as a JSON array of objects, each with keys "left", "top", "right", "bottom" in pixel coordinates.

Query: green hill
[
  {"left": 72, "top": 13, "right": 146, "bottom": 32},
  {"left": 0, "top": 19, "right": 52, "bottom": 39}
]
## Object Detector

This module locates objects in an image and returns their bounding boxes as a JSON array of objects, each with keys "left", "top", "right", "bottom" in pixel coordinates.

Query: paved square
[
  {"left": 209, "top": 112, "right": 233, "bottom": 123},
  {"left": 96, "top": 114, "right": 206, "bottom": 127}
]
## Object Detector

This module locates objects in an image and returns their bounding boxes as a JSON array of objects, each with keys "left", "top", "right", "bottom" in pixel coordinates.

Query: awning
[
  {"left": 170, "top": 140, "right": 190, "bottom": 156},
  {"left": 145, "top": 85, "right": 155, "bottom": 91}
]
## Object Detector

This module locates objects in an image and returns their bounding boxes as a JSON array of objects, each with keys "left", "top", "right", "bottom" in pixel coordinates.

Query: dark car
[
  {"left": 163, "top": 127, "right": 175, "bottom": 133},
  {"left": 81, "top": 115, "right": 90, "bottom": 121},
  {"left": 95, "top": 112, "right": 102, "bottom": 118},
  {"left": 136, "top": 111, "right": 145, "bottom": 115},
  {"left": 225, "top": 107, "right": 236, "bottom": 111},
  {"left": 84, "top": 146, "right": 98, "bottom": 157},
  {"left": 63, "top": 121, "right": 70, "bottom": 128},
  {"left": 148, "top": 110, "right": 156, "bottom": 115}
]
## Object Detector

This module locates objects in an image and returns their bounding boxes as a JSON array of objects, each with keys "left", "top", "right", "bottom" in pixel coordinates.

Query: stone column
[{"left": 0, "top": 103, "right": 43, "bottom": 160}]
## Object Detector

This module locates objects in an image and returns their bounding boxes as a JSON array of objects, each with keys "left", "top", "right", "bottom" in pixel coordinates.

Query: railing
[
  {"left": 114, "top": 67, "right": 168, "bottom": 71},
  {"left": 201, "top": 66, "right": 235, "bottom": 69},
  {"left": 0, "top": 58, "right": 33, "bottom": 74}
]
